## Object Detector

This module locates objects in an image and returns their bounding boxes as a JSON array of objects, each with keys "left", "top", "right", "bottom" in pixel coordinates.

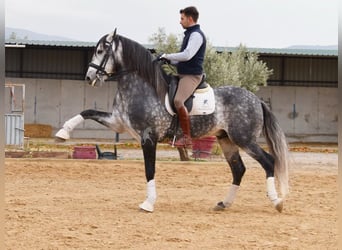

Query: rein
[
  {"left": 88, "top": 30, "right": 136, "bottom": 81},
  {"left": 107, "top": 70, "right": 135, "bottom": 81}
]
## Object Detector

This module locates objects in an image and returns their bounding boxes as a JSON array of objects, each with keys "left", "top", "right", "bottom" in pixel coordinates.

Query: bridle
[{"left": 88, "top": 29, "right": 117, "bottom": 78}]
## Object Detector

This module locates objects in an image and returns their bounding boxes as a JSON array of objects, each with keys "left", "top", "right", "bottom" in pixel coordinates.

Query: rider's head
[{"left": 179, "top": 6, "right": 199, "bottom": 29}]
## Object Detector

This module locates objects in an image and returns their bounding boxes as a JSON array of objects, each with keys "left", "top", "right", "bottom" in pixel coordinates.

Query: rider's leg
[{"left": 173, "top": 74, "right": 202, "bottom": 147}]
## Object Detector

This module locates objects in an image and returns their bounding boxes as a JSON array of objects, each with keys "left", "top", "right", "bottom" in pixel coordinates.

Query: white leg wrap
[
  {"left": 63, "top": 114, "right": 85, "bottom": 132},
  {"left": 223, "top": 184, "right": 239, "bottom": 208},
  {"left": 267, "top": 177, "right": 282, "bottom": 206},
  {"left": 139, "top": 179, "right": 157, "bottom": 212},
  {"left": 146, "top": 179, "right": 157, "bottom": 204},
  {"left": 55, "top": 114, "right": 84, "bottom": 140}
]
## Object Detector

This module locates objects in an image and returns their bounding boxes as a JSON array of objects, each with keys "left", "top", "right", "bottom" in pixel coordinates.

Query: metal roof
[
  {"left": 5, "top": 39, "right": 338, "bottom": 56},
  {"left": 215, "top": 46, "right": 337, "bottom": 57},
  {"left": 5, "top": 39, "right": 95, "bottom": 48}
]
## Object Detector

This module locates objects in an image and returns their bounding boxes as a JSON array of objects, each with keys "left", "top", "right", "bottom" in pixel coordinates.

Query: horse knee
[
  {"left": 229, "top": 154, "right": 246, "bottom": 185},
  {"left": 173, "top": 99, "right": 183, "bottom": 109}
]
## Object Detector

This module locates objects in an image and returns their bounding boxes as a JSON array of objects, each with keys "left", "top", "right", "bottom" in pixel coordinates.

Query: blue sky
[{"left": 5, "top": 0, "right": 338, "bottom": 48}]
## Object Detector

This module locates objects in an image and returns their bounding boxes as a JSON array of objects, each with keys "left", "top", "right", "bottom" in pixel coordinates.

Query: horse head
[
  {"left": 86, "top": 29, "right": 122, "bottom": 86},
  {"left": 86, "top": 30, "right": 169, "bottom": 102}
]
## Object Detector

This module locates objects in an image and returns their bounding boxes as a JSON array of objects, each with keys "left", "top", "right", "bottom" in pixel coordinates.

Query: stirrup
[{"left": 172, "top": 136, "right": 192, "bottom": 148}]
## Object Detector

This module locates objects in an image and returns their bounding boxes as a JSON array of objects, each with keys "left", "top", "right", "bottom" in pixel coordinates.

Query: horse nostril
[{"left": 85, "top": 76, "right": 91, "bottom": 82}]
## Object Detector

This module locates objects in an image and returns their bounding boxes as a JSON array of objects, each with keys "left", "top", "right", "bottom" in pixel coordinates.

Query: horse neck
[
  {"left": 117, "top": 36, "right": 167, "bottom": 102},
  {"left": 117, "top": 72, "right": 166, "bottom": 103}
]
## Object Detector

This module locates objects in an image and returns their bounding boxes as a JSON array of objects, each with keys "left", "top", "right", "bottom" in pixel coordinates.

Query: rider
[{"left": 159, "top": 6, "right": 206, "bottom": 147}]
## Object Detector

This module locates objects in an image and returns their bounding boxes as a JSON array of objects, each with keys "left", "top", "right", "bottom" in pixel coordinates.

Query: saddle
[
  {"left": 167, "top": 74, "right": 208, "bottom": 113},
  {"left": 160, "top": 64, "right": 215, "bottom": 116}
]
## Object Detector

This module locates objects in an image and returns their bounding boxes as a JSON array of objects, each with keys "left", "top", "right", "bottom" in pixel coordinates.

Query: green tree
[
  {"left": 149, "top": 28, "right": 272, "bottom": 93},
  {"left": 220, "top": 46, "right": 272, "bottom": 92},
  {"left": 149, "top": 27, "right": 180, "bottom": 54}
]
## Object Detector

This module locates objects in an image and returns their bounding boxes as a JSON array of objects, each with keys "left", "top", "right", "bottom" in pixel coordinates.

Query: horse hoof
[
  {"left": 213, "top": 201, "right": 226, "bottom": 211},
  {"left": 274, "top": 199, "right": 283, "bottom": 213},
  {"left": 55, "top": 129, "right": 70, "bottom": 140},
  {"left": 55, "top": 137, "right": 66, "bottom": 143},
  {"left": 139, "top": 200, "right": 154, "bottom": 212}
]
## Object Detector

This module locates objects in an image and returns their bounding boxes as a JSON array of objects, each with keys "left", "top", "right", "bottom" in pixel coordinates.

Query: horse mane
[{"left": 115, "top": 35, "right": 168, "bottom": 101}]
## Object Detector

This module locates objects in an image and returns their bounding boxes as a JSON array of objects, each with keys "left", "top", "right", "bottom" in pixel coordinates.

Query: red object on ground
[
  {"left": 73, "top": 146, "right": 97, "bottom": 159},
  {"left": 192, "top": 136, "right": 216, "bottom": 158}
]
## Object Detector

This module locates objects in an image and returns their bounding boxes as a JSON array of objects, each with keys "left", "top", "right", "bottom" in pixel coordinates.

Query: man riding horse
[{"left": 159, "top": 6, "right": 206, "bottom": 148}]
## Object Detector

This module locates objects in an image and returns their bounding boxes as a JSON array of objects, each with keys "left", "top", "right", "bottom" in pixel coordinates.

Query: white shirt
[{"left": 164, "top": 32, "right": 203, "bottom": 63}]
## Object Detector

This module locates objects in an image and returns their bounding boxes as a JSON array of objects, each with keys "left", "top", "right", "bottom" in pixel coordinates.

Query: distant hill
[
  {"left": 287, "top": 45, "right": 337, "bottom": 50},
  {"left": 5, "top": 27, "right": 76, "bottom": 41}
]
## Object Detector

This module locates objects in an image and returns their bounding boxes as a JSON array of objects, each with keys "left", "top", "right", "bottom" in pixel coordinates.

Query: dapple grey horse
[{"left": 56, "top": 30, "right": 289, "bottom": 213}]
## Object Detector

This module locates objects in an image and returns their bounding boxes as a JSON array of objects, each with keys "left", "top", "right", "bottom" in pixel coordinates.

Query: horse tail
[{"left": 261, "top": 102, "right": 289, "bottom": 198}]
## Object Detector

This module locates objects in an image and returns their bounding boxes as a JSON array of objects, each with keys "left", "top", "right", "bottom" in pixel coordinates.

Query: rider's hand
[
  {"left": 156, "top": 53, "right": 170, "bottom": 64},
  {"left": 158, "top": 53, "right": 166, "bottom": 60}
]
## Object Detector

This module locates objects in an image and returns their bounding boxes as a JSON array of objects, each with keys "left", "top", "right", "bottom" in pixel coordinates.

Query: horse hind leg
[
  {"left": 214, "top": 135, "right": 246, "bottom": 211},
  {"left": 243, "top": 142, "right": 283, "bottom": 212}
]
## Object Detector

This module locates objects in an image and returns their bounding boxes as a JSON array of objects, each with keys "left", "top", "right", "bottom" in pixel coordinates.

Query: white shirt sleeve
[{"left": 164, "top": 32, "right": 203, "bottom": 62}]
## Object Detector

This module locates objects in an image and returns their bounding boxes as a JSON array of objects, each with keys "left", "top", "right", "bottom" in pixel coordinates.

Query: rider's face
[{"left": 180, "top": 13, "right": 192, "bottom": 29}]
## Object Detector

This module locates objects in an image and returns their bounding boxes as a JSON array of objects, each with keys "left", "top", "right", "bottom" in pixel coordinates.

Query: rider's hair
[{"left": 180, "top": 6, "right": 199, "bottom": 22}]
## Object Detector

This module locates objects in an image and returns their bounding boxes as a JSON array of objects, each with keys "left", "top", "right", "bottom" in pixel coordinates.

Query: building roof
[
  {"left": 5, "top": 39, "right": 338, "bottom": 57},
  {"left": 5, "top": 39, "right": 95, "bottom": 48},
  {"left": 215, "top": 46, "right": 337, "bottom": 57}
]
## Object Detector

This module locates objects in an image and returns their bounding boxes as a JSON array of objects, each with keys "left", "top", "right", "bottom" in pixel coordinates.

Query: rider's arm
[{"left": 164, "top": 32, "right": 203, "bottom": 63}]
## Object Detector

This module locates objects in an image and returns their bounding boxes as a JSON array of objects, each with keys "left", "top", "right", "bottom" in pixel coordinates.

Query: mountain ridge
[{"left": 6, "top": 27, "right": 77, "bottom": 41}]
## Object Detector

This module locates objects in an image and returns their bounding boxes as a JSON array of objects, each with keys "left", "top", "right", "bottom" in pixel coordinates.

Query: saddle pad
[{"left": 165, "top": 86, "right": 215, "bottom": 116}]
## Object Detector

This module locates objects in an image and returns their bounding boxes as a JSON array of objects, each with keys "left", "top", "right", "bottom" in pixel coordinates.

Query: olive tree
[{"left": 149, "top": 27, "right": 272, "bottom": 92}]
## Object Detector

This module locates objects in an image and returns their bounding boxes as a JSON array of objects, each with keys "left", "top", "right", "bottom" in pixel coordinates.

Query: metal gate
[
  {"left": 5, "top": 83, "right": 25, "bottom": 147},
  {"left": 5, "top": 114, "right": 24, "bottom": 146}
]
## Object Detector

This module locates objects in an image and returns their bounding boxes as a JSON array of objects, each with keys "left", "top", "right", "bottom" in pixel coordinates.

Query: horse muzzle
[
  {"left": 85, "top": 69, "right": 101, "bottom": 86},
  {"left": 85, "top": 75, "right": 97, "bottom": 86}
]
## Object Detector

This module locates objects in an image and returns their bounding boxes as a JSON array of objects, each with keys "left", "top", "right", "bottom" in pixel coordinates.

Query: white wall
[
  {"left": 6, "top": 78, "right": 121, "bottom": 140},
  {"left": 257, "top": 86, "right": 338, "bottom": 142},
  {"left": 5, "top": 78, "right": 338, "bottom": 142}
]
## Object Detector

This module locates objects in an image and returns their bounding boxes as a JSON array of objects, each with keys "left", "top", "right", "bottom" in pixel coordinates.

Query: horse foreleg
[
  {"left": 214, "top": 136, "right": 246, "bottom": 211},
  {"left": 55, "top": 109, "right": 115, "bottom": 141},
  {"left": 139, "top": 132, "right": 157, "bottom": 212},
  {"left": 55, "top": 114, "right": 84, "bottom": 140}
]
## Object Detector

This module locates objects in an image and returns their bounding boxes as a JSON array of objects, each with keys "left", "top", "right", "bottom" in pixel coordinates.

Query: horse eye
[{"left": 97, "top": 50, "right": 103, "bottom": 55}]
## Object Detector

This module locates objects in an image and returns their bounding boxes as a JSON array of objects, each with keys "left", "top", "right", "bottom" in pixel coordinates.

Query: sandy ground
[{"left": 5, "top": 149, "right": 337, "bottom": 249}]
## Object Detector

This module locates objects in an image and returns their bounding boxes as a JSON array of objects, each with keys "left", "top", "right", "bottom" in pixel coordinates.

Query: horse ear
[
  {"left": 111, "top": 28, "right": 117, "bottom": 42},
  {"left": 108, "top": 28, "right": 117, "bottom": 42}
]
